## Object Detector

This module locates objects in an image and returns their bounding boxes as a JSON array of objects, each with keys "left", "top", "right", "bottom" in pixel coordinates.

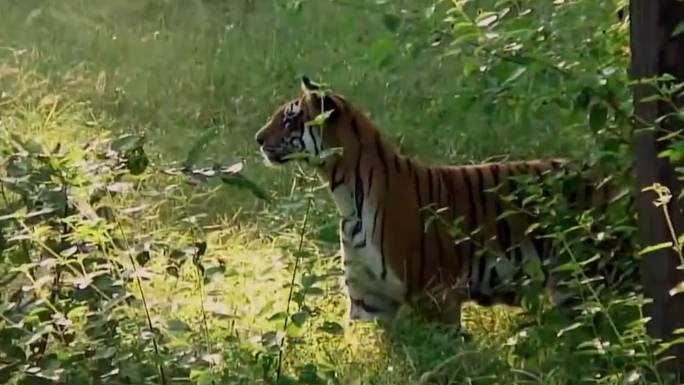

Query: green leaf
[
  {"left": 382, "top": 13, "right": 400, "bottom": 33},
  {"left": 669, "top": 280, "right": 684, "bottom": 296},
  {"left": 318, "top": 321, "right": 344, "bottom": 335},
  {"left": 261, "top": 330, "right": 280, "bottom": 347},
  {"left": 268, "top": 311, "right": 288, "bottom": 322},
  {"left": 126, "top": 147, "right": 149, "bottom": 175},
  {"left": 135, "top": 250, "right": 150, "bottom": 266},
  {"left": 574, "top": 88, "right": 592, "bottom": 111},
  {"left": 588, "top": 103, "right": 608, "bottom": 132},
  {"left": 556, "top": 322, "right": 583, "bottom": 337},
  {"left": 551, "top": 261, "right": 580, "bottom": 273},
  {"left": 673, "top": 20, "right": 684, "bottom": 37},
  {"left": 659, "top": 140, "right": 684, "bottom": 162},
  {"left": 286, "top": 0, "right": 302, "bottom": 11},
  {"left": 291, "top": 311, "right": 309, "bottom": 327},
  {"left": 305, "top": 287, "right": 324, "bottom": 295},
  {"left": 6, "top": 158, "right": 31, "bottom": 178},
  {"left": 501, "top": 67, "right": 527, "bottom": 87},
  {"left": 496, "top": 209, "right": 520, "bottom": 221},
  {"left": 316, "top": 223, "right": 339, "bottom": 244},
  {"left": 522, "top": 256, "right": 544, "bottom": 282},
  {"left": 111, "top": 134, "right": 144, "bottom": 153},
  {"left": 184, "top": 127, "right": 218, "bottom": 167},
  {"left": 638, "top": 242, "right": 673, "bottom": 256},
  {"left": 66, "top": 305, "right": 90, "bottom": 319},
  {"left": 475, "top": 12, "right": 498, "bottom": 28},
  {"left": 462, "top": 59, "right": 478, "bottom": 77},
  {"left": 275, "top": 376, "right": 299, "bottom": 385},
  {"left": 190, "top": 369, "right": 217, "bottom": 385},
  {"left": 368, "top": 36, "right": 396, "bottom": 68},
  {"left": 221, "top": 174, "right": 271, "bottom": 203},
  {"left": 166, "top": 319, "right": 191, "bottom": 332},
  {"left": 203, "top": 300, "right": 235, "bottom": 318},
  {"left": 318, "top": 146, "right": 343, "bottom": 159}
]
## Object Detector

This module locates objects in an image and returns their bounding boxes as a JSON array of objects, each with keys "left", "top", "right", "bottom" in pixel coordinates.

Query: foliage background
[{"left": 0, "top": 0, "right": 671, "bottom": 384}]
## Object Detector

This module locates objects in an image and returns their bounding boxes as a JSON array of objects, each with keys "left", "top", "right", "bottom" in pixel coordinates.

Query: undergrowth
[
  {"left": 0, "top": 60, "right": 673, "bottom": 385},
  {"left": 1, "top": 0, "right": 682, "bottom": 384}
]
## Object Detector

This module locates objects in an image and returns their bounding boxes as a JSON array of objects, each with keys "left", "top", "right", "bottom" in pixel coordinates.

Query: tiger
[{"left": 255, "top": 76, "right": 630, "bottom": 326}]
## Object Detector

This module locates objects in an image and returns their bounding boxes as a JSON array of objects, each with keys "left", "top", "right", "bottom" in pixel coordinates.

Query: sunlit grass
[{"left": 0, "top": 1, "right": 656, "bottom": 384}]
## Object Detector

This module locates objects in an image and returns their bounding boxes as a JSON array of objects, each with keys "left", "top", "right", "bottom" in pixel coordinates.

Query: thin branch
[{"left": 276, "top": 196, "right": 313, "bottom": 381}]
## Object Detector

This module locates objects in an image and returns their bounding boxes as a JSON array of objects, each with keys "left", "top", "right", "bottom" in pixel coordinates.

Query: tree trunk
[{"left": 630, "top": 0, "right": 684, "bottom": 376}]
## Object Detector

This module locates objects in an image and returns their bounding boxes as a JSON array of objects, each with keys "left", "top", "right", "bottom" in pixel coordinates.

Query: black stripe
[
  {"left": 432, "top": 169, "right": 445, "bottom": 267},
  {"left": 441, "top": 169, "right": 463, "bottom": 260},
  {"left": 530, "top": 163, "right": 543, "bottom": 178},
  {"left": 296, "top": 127, "right": 306, "bottom": 154},
  {"left": 583, "top": 183, "right": 593, "bottom": 209},
  {"left": 330, "top": 163, "right": 344, "bottom": 191},
  {"left": 393, "top": 155, "right": 401, "bottom": 172},
  {"left": 356, "top": 299, "right": 380, "bottom": 313},
  {"left": 351, "top": 220, "right": 363, "bottom": 237},
  {"left": 569, "top": 185, "right": 578, "bottom": 203},
  {"left": 531, "top": 235, "right": 547, "bottom": 261},
  {"left": 507, "top": 164, "right": 520, "bottom": 197},
  {"left": 490, "top": 264, "right": 501, "bottom": 290},
  {"left": 491, "top": 165, "right": 512, "bottom": 257},
  {"left": 460, "top": 167, "right": 476, "bottom": 259},
  {"left": 477, "top": 255, "right": 488, "bottom": 293},
  {"left": 380, "top": 207, "right": 388, "bottom": 280},
  {"left": 367, "top": 167, "right": 375, "bottom": 196},
  {"left": 472, "top": 291, "right": 493, "bottom": 306},
  {"left": 415, "top": 172, "right": 424, "bottom": 210},
  {"left": 354, "top": 152, "right": 363, "bottom": 216},
  {"left": 427, "top": 168, "right": 435, "bottom": 206},
  {"left": 602, "top": 182, "right": 610, "bottom": 211},
  {"left": 371, "top": 206, "right": 382, "bottom": 239},
  {"left": 406, "top": 158, "right": 413, "bottom": 175},
  {"left": 375, "top": 133, "right": 389, "bottom": 191},
  {"left": 341, "top": 218, "right": 352, "bottom": 241},
  {"left": 474, "top": 166, "right": 486, "bottom": 230},
  {"left": 351, "top": 118, "right": 360, "bottom": 140},
  {"left": 308, "top": 127, "right": 319, "bottom": 157},
  {"left": 414, "top": 172, "right": 426, "bottom": 289},
  {"left": 512, "top": 245, "right": 523, "bottom": 266},
  {"left": 550, "top": 159, "right": 563, "bottom": 170}
]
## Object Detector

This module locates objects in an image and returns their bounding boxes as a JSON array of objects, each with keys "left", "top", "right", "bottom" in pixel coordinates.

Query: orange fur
[{"left": 256, "top": 80, "right": 611, "bottom": 325}]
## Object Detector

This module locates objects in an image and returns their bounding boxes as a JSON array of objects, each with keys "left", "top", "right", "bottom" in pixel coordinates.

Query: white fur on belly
[{"left": 332, "top": 183, "right": 406, "bottom": 320}]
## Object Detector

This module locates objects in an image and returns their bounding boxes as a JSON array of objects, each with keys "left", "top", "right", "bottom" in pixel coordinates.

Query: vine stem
[
  {"left": 276, "top": 196, "right": 313, "bottom": 381},
  {"left": 197, "top": 270, "right": 212, "bottom": 352},
  {"left": 112, "top": 213, "right": 168, "bottom": 385}
]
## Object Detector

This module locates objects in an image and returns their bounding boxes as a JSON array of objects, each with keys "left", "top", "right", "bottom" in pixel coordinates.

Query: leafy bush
[{"left": 1, "top": 0, "right": 682, "bottom": 384}]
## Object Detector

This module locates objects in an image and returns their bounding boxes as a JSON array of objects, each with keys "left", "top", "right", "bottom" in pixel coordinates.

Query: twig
[
  {"left": 276, "top": 196, "right": 313, "bottom": 381},
  {"left": 111, "top": 209, "right": 168, "bottom": 385}
]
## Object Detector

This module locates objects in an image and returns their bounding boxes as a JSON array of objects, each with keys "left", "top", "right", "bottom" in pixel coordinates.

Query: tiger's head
[{"left": 255, "top": 76, "right": 343, "bottom": 165}]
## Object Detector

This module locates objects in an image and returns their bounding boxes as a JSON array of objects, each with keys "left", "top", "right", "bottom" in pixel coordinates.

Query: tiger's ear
[
  {"left": 300, "top": 75, "right": 340, "bottom": 122},
  {"left": 300, "top": 75, "right": 320, "bottom": 93}
]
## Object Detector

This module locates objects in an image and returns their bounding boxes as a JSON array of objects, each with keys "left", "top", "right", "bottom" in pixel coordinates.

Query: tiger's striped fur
[{"left": 255, "top": 77, "right": 619, "bottom": 325}]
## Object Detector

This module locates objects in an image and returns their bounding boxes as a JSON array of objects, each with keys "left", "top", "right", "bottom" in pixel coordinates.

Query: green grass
[
  {"left": 0, "top": 52, "right": 524, "bottom": 384},
  {"left": 0, "top": 0, "right": 608, "bottom": 218},
  {"left": 0, "top": 1, "right": 664, "bottom": 384},
  {"left": 0, "top": 0, "right": 596, "bottom": 164}
]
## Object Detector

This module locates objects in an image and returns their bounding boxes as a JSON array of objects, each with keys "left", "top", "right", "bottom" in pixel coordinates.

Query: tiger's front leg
[{"left": 340, "top": 217, "right": 405, "bottom": 325}]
